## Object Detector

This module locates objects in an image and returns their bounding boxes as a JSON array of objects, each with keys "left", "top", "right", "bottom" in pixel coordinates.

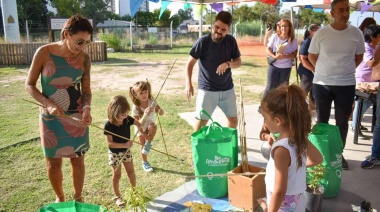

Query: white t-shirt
[
  {"left": 308, "top": 24, "right": 365, "bottom": 86},
  {"left": 265, "top": 138, "right": 307, "bottom": 195},
  {"left": 132, "top": 99, "right": 156, "bottom": 135}
]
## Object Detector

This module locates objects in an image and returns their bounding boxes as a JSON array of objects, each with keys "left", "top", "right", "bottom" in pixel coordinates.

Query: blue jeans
[
  {"left": 372, "top": 83, "right": 380, "bottom": 158},
  {"left": 352, "top": 99, "right": 372, "bottom": 128},
  {"left": 313, "top": 84, "right": 356, "bottom": 148}
]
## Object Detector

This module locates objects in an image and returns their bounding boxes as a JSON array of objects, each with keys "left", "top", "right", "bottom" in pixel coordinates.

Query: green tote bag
[
  {"left": 38, "top": 201, "right": 103, "bottom": 212},
  {"left": 191, "top": 110, "right": 238, "bottom": 198},
  {"left": 307, "top": 123, "right": 343, "bottom": 197}
]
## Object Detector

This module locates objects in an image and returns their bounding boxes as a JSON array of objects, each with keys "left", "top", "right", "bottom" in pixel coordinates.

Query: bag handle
[{"left": 199, "top": 110, "right": 223, "bottom": 135}]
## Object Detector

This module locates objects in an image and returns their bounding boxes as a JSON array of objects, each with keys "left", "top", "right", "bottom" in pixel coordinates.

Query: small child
[
  {"left": 257, "top": 84, "right": 323, "bottom": 212},
  {"left": 104, "top": 95, "right": 147, "bottom": 207},
  {"left": 129, "top": 81, "right": 164, "bottom": 172}
]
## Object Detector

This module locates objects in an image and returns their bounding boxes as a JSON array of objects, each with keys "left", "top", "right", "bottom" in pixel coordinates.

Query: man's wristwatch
[{"left": 226, "top": 62, "right": 231, "bottom": 68}]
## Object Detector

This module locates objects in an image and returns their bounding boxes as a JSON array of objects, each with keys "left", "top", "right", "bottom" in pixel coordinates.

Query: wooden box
[{"left": 228, "top": 164, "right": 266, "bottom": 212}]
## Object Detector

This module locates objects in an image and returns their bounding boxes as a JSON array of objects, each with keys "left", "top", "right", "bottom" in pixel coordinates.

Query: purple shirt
[
  {"left": 356, "top": 42, "right": 376, "bottom": 82},
  {"left": 268, "top": 35, "right": 298, "bottom": 68}
]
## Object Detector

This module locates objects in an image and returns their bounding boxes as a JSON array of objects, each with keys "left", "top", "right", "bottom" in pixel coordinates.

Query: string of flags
[{"left": 129, "top": 0, "right": 380, "bottom": 19}]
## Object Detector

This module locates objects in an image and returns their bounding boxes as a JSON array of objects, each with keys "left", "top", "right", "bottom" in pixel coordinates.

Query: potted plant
[{"left": 305, "top": 164, "right": 325, "bottom": 212}]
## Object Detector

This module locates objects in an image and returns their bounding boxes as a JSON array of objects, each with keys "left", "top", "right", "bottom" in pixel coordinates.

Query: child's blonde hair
[
  {"left": 129, "top": 81, "right": 153, "bottom": 117},
  {"left": 107, "top": 95, "right": 131, "bottom": 126},
  {"left": 260, "top": 84, "right": 311, "bottom": 169}
]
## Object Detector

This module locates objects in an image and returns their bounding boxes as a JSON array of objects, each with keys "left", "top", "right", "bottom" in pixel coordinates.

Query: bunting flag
[
  {"left": 148, "top": 0, "right": 159, "bottom": 3},
  {"left": 194, "top": 4, "right": 204, "bottom": 20},
  {"left": 261, "top": 0, "right": 277, "bottom": 5},
  {"left": 130, "top": 0, "right": 144, "bottom": 18},
  {"left": 226, "top": 2, "right": 240, "bottom": 5},
  {"left": 361, "top": 2, "right": 373, "bottom": 14},
  {"left": 210, "top": 3, "right": 223, "bottom": 13},
  {"left": 159, "top": 1, "right": 171, "bottom": 19},
  {"left": 169, "top": 2, "right": 182, "bottom": 18},
  {"left": 305, "top": 5, "right": 313, "bottom": 9},
  {"left": 323, "top": 0, "right": 331, "bottom": 4},
  {"left": 313, "top": 8, "right": 324, "bottom": 12},
  {"left": 184, "top": 0, "right": 192, "bottom": 10},
  {"left": 281, "top": 0, "right": 296, "bottom": 2}
]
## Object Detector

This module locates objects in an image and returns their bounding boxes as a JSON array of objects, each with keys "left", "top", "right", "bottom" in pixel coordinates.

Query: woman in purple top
[
  {"left": 263, "top": 18, "right": 298, "bottom": 98},
  {"left": 352, "top": 24, "right": 380, "bottom": 138}
]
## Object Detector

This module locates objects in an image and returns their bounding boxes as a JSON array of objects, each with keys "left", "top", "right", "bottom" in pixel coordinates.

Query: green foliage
[
  {"left": 99, "top": 31, "right": 123, "bottom": 52},
  {"left": 135, "top": 11, "right": 156, "bottom": 26},
  {"left": 124, "top": 186, "right": 153, "bottom": 211},
  {"left": 147, "top": 33, "right": 159, "bottom": 45},
  {"left": 299, "top": 8, "right": 329, "bottom": 28},
  {"left": 237, "top": 21, "right": 261, "bottom": 36},
  {"left": 16, "top": 0, "right": 49, "bottom": 30},
  {"left": 307, "top": 164, "right": 326, "bottom": 194}
]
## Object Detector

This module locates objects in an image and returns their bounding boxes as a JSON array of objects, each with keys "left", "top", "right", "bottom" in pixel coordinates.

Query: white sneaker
[{"left": 142, "top": 161, "right": 153, "bottom": 172}]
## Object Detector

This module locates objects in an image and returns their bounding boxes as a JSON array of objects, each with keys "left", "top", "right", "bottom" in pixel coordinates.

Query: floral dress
[{"left": 39, "top": 53, "right": 89, "bottom": 158}]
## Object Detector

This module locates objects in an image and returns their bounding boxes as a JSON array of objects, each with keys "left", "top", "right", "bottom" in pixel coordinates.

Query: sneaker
[
  {"left": 350, "top": 126, "right": 367, "bottom": 139},
  {"left": 142, "top": 161, "right": 153, "bottom": 172},
  {"left": 342, "top": 156, "right": 349, "bottom": 170},
  {"left": 361, "top": 155, "right": 380, "bottom": 169},
  {"left": 141, "top": 141, "right": 152, "bottom": 155}
]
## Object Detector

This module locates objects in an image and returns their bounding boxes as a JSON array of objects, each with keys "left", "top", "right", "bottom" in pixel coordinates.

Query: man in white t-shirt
[{"left": 308, "top": 0, "right": 365, "bottom": 170}]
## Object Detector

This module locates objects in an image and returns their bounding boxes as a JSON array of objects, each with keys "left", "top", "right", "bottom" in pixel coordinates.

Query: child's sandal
[{"left": 113, "top": 196, "right": 125, "bottom": 207}]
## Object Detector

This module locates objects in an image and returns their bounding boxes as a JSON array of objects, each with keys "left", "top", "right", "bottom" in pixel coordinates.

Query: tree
[
  {"left": 299, "top": 8, "right": 328, "bottom": 27},
  {"left": 203, "top": 8, "right": 217, "bottom": 25},
  {"left": 177, "top": 8, "right": 193, "bottom": 23},
  {"left": 152, "top": 8, "right": 173, "bottom": 27},
  {"left": 231, "top": 5, "right": 256, "bottom": 22},
  {"left": 50, "top": 0, "right": 112, "bottom": 27},
  {"left": 135, "top": 11, "right": 156, "bottom": 26},
  {"left": 16, "top": 0, "right": 49, "bottom": 31},
  {"left": 251, "top": 2, "right": 279, "bottom": 25}
]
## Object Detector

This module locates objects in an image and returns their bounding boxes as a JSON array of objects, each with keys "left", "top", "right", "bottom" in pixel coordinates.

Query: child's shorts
[{"left": 108, "top": 149, "right": 133, "bottom": 167}]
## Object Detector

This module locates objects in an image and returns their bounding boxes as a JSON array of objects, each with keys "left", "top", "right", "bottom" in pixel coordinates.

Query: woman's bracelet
[{"left": 83, "top": 105, "right": 91, "bottom": 110}]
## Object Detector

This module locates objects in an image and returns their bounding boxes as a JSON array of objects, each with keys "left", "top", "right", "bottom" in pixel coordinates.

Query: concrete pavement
[{"left": 179, "top": 104, "right": 380, "bottom": 211}]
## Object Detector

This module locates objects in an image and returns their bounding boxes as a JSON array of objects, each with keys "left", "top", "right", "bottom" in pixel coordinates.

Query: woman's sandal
[
  {"left": 113, "top": 196, "right": 125, "bottom": 207},
  {"left": 55, "top": 194, "right": 65, "bottom": 203},
  {"left": 74, "top": 195, "right": 84, "bottom": 202}
]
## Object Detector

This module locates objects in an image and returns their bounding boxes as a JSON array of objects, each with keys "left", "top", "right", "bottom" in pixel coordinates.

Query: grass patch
[{"left": 0, "top": 51, "right": 299, "bottom": 211}]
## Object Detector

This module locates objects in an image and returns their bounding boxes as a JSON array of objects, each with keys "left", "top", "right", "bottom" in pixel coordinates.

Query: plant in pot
[{"left": 305, "top": 164, "right": 325, "bottom": 212}]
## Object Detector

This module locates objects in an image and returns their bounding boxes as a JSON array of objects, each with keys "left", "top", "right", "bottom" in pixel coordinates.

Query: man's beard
[{"left": 212, "top": 32, "right": 225, "bottom": 43}]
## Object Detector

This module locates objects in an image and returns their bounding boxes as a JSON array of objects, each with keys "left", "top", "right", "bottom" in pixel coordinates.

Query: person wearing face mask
[
  {"left": 308, "top": 0, "right": 365, "bottom": 170},
  {"left": 185, "top": 11, "right": 242, "bottom": 131}
]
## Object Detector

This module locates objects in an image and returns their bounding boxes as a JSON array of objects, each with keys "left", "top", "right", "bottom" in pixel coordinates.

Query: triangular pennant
[
  {"left": 226, "top": 2, "right": 240, "bottom": 5},
  {"left": 323, "top": 0, "right": 331, "bottom": 4},
  {"left": 130, "top": 0, "right": 144, "bottom": 18},
  {"left": 148, "top": 0, "right": 159, "bottom": 3},
  {"left": 305, "top": 5, "right": 313, "bottom": 9},
  {"left": 159, "top": 1, "right": 171, "bottom": 19},
  {"left": 313, "top": 8, "right": 324, "bottom": 12},
  {"left": 361, "top": 2, "right": 373, "bottom": 13},
  {"left": 281, "top": 0, "right": 297, "bottom": 2},
  {"left": 210, "top": 3, "right": 223, "bottom": 13},
  {"left": 169, "top": 2, "right": 182, "bottom": 18},
  {"left": 261, "top": 0, "right": 277, "bottom": 5},
  {"left": 194, "top": 4, "right": 204, "bottom": 20}
]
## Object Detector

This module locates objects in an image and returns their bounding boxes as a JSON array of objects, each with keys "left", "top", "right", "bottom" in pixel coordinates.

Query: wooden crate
[{"left": 228, "top": 164, "right": 266, "bottom": 211}]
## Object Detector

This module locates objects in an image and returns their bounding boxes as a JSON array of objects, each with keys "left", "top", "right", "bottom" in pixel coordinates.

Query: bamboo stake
[
  {"left": 115, "top": 59, "right": 177, "bottom": 169},
  {"left": 21, "top": 98, "right": 185, "bottom": 164},
  {"left": 238, "top": 78, "right": 249, "bottom": 172}
]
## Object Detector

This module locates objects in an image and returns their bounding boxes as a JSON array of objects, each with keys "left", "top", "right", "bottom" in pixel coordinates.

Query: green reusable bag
[
  {"left": 191, "top": 110, "right": 238, "bottom": 198},
  {"left": 38, "top": 201, "right": 103, "bottom": 212},
  {"left": 307, "top": 123, "right": 343, "bottom": 197}
]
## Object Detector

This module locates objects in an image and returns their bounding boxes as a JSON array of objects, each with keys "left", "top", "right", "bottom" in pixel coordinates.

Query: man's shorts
[
  {"left": 195, "top": 88, "right": 237, "bottom": 120},
  {"left": 108, "top": 149, "right": 133, "bottom": 167}
]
